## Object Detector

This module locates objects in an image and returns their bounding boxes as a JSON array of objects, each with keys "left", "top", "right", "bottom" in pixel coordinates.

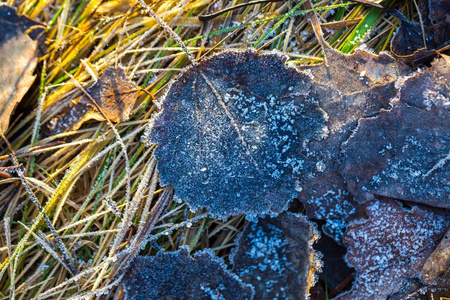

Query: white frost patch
[{"left": 338, "top": 199, "right": 449, "bottom": 299}]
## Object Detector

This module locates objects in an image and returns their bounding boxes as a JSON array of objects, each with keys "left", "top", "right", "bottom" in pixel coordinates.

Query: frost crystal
[
  {"left": 123, "top": 247, "right": 254, "bottom": 299},
  {"left": 148, "top": 50, "right": 327, "bottom": 218},
  {"left": 336, "top": 199, "right": 449, "bottom": 299},
  {"left": 296, "top": 49, "right": 410, "bottom": 241},
  {"left": 231, "top": 212, "right": 321, "bottom": 299},
  {"left": 340, "top": 61, "right": 449, "bottom": 208}
]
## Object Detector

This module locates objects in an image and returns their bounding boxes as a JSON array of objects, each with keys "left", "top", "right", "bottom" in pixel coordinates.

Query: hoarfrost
[
  {"left": 336, "top": 199, "right": 449, "bottom": 299},
  {"left": 296, "top": 49, "right": 410, "bottom": 242},
  {"left": 148, "top": 50, "right": 327, "bottom": 218},
  {"left": 340, "top": 61, "right": 449, "bottom": 208},
  {"left": 123, "top": 247, "right": 254, "bottom": 300},
  {"left": 231, "top": 212, "right": 321, "bottom": 299}
]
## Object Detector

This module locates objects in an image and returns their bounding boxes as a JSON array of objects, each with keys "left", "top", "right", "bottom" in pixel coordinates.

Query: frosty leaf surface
[
  {"left": 0, "top": 5, "right": 39, "bottom": 133},
  {"left": 340, "top": 61, "right": 449, "bottom": 208},
  {"left": 296, "top": 49, "right": 409, "bottom": 241},
  {"left": 231, "top": 212, "right": 321, "bottom": 299},
  {"left": 48, "top": 67, "right": 138, "bottom": 134},
  {"left": 336, "top": 199, "right": 449, "bottom": 299},
  {"left": 148, "top": 50, "right": 327, "bottom": 219},
  {"left": 123, "top": 247, "right": 254, "bottom": 300}
]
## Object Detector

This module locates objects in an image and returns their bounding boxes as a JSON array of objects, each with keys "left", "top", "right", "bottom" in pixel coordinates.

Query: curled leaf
[
  {"left": 48, "top": 66, "right": 138, "bottom": 134},
  {"left": 0, "top": 5, "right": 39, "bottom": 133},
  {"left": 231, "top": 212, "right": 321, "bottom": 299},
  {"left": 123, "top": 247, "right": 254, "bottom": 299},
  {"left": 337, "top": 199, "right": 449, "bottom": 299},
  {"left": 147, "top": 50, "right": 327, "bottom": 219},
  {"left": 340, "top": 61, "right": 449, "bottom": 208}
]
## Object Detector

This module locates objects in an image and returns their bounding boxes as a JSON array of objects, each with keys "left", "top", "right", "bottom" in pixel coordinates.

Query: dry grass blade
[{"left": 0, "top": 0, "right": 424, "bottom": 298}]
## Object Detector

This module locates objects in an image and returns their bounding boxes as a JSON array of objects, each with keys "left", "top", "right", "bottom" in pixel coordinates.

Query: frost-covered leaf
[
  {"left": 0, "top": 5, "right": 39, "bottom": 133},
  {"left": 296, "top": 49, "right": 409, "bottom": 241},
  {"left": 336, "top": 199, "right": 449, "bottom": 299},
  {"left": 230, "top": 212, "right": 321, "bottom": 299},
  {"left": 48, "top": 66, "right": 138, "bottom": 134},
  {"left": 123, "top": 247, "right": 254, "bottom": 300},
  {"left": 147, "top": 50, "right": 327, "bottom": 219},
  {"left": 340, "top": 61, "right": 449, "bottom": 208}
]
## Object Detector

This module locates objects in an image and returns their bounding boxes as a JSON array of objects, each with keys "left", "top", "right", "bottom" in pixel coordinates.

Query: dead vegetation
[{"left": 0, "top": 0, "right": 448, "bottom": 299}]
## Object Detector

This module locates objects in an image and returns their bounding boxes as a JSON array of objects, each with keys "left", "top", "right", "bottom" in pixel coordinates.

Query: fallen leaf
[
  {"left": 390, "top": 0, "right": 450, "bottom": 65},
  {"left": 336, "top": 199, "right": 449, "bottom": 299},
  {"left": 48, "top": 66, "right": 139, "bottom": 134},
  {"left": 390, "top": 20, "right": 425, "bottom": 57},
  {"left": 231, "top": 212, "right": 321, "bottom": 299},
  {"left": 428, "top": 0, "right": 450, "bottom": 46},
  {"left": 0, "top": 5, "right": 46, "bottom": 55},
  {"left": 340, "top": 61, "right": 450, "bottom": 208},
  {"left": 296, "top": 49, "right": 410, "bottom": 241},
  {"left": 422, "top": 228, "right": 450, "bottom": 287},
  {"left": 147, "top": 50, "right": 327, "bottom": 219},
  {"left": 0, "top": 5, "right": 39, "bottom": 133},
  {"left": 122, "top": 247, "right": 254, "bottom": 300},
  {"left": 349, "top": 0, "right": 384, "bottom": 9}
]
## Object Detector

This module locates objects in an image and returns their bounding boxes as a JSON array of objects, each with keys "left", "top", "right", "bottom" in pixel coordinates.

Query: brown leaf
[
  {"left": 340, "top": 61, "right": 449, "bottom": 208},
  {"left": 297, "top": 49, "right": 410, "bottom": 241},
  {"left": 231, "top": 212, "right": 321, "bottom": 299},
  {"left": 337, "top": 199, "right": 449, "bottom": 299},
  {"left": 0, "top": 6, "right": 39, "bottom": 133},
  {"left": 48, "top": 66, "right": 138, "bottom": 134},
  {"left": 422, "top": 228, "right": 450, "bottom": 287},
  {"left": 0, "top": 5, "right": 46, "bottom": 55}
]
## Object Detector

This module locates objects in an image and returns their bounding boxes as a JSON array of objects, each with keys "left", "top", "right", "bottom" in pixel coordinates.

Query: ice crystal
[
  {"left": 296, "top": 49, "right": 410, "bottom": 241},
  {"left": 337, "top": 199, "right": 449, "bottom": 299},
  {"left": 340, "top": 61, "right": 449, "bottom": 208},
  {"left": 231, "top": 212, "right": 321, "bottom": 299},
  {"left": 147, "top": 50, "right": 327, "bottom": 219},
  {"left": 123, "top": 247, "right": 254, "bottom": 300}
]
